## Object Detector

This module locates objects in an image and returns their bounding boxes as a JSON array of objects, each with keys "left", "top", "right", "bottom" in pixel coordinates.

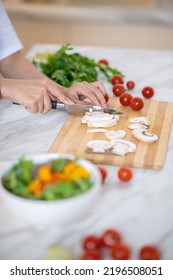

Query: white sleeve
[{"left": 0, "top": 2, "right": 23, "bottom": 61}]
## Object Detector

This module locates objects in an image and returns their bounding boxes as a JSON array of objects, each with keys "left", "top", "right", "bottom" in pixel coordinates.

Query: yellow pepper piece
[
  {"left": 73, "top": 166, "right": 89, "bottom": 179},
  {"left": 27, "top": 179, "right": 43, "bottom": 195},
  {"left": 38, "top": 165, "right": 52, "bottom": 183},
  {"left": 63, "top": 162, "right": 77, "bottom": 174},
  {"left": 63, "top": 162, "right": 89, "bottom": 181}
]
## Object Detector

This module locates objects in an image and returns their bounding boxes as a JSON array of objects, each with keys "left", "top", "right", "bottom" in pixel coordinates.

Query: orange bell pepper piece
[{"left": 38, "top": 165, "right": 52, "bottom": 183}]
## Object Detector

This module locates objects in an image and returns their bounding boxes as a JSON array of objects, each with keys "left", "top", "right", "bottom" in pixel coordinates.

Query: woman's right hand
[{"left": 0, "top": 78, "right": 73, "bottom": 114}]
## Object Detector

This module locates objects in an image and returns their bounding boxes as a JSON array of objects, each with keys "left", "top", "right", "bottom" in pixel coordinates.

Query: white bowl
[{"left": 0, "top": 154, "right": 102, "bottom": 227}]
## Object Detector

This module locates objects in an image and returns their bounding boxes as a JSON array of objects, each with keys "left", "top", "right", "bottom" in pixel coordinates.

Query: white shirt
[{"left": 0, "top": 1, "right": 23, "bottom": 61}]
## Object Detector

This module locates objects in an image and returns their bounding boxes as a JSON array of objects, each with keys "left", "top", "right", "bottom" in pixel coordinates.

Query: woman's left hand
[{"left": 63, "top": 81, "right": 108, "bottom": 107}]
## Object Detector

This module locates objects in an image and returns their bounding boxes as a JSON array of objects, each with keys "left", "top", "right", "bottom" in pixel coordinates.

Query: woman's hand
[
  {"left": 63, "top": 81, "right": 108, "bottom": 107},
  {"left": 0, "top": 78, "right": 73, "bottom": 114},
  {"left": 0, "top": 51, "right": 108, "bottom": 113},
  {"left": 0, "top": 77, "right": 108, "bottom": 114}
]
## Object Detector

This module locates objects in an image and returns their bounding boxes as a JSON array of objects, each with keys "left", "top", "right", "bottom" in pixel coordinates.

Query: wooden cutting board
[{"left": 49, "top": 98, "right": 173, "bottom": 169}]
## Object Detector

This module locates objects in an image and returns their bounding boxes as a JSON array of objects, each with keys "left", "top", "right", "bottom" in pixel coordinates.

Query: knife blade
[{"left": 51, "top": 101, "right": 122, "bottom": 116}]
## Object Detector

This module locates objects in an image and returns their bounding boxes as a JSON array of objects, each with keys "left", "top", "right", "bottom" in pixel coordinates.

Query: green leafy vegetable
[
  {"left": 33, "top": 44, "right": 124, "bottom": 87},
  {"left": 2, "top": 157, "right": 36, "bottom": 198},
  {"left": 2, "top": 157, "right": 92, "bottom": 201},
  {"left": 51, "top": 158, "right": 68, "bottom": 172}
]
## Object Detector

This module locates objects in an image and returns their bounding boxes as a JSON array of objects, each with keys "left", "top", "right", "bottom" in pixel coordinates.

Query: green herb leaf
[{"left": 33, "top": 44, "right": 124, "bottom": 87}]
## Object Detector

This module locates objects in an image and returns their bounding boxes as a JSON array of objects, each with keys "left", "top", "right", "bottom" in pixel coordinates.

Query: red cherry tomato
[
  {"left": 101, "top": 229, "right": 121, "bottom": 248},
  {"left": 98, "top": 59, "right": 109, "bottom": 66},
  {"left": 81, "top": 249, "right": 101, "bottom": 260},
  {"left": 104, "top": 93, "right": 109, "bottom": 103},
  {"left": 97, "top": 166, "right": 107, "bottom": 183},
  {"left": 126, "top": 80, "right": 135, "bottom": 90},
  {"left": 111, "top": 74, "right": 124, "bottom": 85},
  {"left": 112, "top": 84, "right": 126, "bottom": 97},
  {"left": 82, "top": 235, "right": 101, "bottom": 251},
  {"left": 142, "top": 86, "right": 154, "bottom": 99},
  {"left": 139, "top": 245, "right": 160, "bottom": 260},
  {"left": 119, "top": 93, "right": 133, "bottom": 106},
  {"left": 130, "top": 97, "right": 144, "bottom": 111},
  {"left": 111, "top": 243, "right": 131, "bottom": 260},
  {"left": 118, "top": 167, "right": 133, "bottom": 182}
]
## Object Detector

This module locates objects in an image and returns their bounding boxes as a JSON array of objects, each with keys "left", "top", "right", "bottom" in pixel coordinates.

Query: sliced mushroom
[
  {"left": 112, "top": 142, "right": 129, "bottom": 156},
  {"left": 87, "top": 128, "right": 108, "bottom": 133},
  {"left": 128, "top": 123, "right": 148, "bottom": 130},
  {"left": 82, "top": 111, "right": 120, "bottom": 128},
  {"left": 82, "top": 112, "right": 114, "bottom": 123},
  {"left": 89, "top": 106, "right": 103, "bottom": 112},
  {"left": 110, "top": 139, "right": 137, "bottom": 153},
  {"left": 87, "top": 140, "right": 112, "bottom": 153},
  {"left": 87, "top": 118, "right": 118, "bottom": 128},
  {"left": 105, "top": 129, "right": 126, "bottom": 140},
  {"left": 129, "top": 116, "right": 150, "bottom": 126},
  {"left": 132, "top": 128, "right": 158, "bottom": 143}
]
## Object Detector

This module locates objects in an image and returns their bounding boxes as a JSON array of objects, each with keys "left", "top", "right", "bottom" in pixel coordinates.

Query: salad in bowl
[{"left": 0, "top": 154, "right": 101, "bottom": 227}]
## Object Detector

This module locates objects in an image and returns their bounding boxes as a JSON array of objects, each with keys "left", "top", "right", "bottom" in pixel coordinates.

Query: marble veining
[{"left": 0, "top": 45, "right": 173, "bottom": 260}]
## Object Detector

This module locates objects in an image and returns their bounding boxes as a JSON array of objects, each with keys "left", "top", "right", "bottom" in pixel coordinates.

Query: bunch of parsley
[{"left": 32, "top": 44, "right": 124, "bottom": 87}]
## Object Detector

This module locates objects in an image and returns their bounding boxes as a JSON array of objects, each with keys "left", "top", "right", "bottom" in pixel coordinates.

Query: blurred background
[{"left": 3, "top": 0, "right": 173, "bottom": 53}]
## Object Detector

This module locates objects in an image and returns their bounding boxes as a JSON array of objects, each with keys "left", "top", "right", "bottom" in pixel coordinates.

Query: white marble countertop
[{"left": 0, "top": 45, "right": 173, "bottom": 260}]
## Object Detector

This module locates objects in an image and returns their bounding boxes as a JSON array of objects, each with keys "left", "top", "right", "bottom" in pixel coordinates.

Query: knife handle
[
  {"left": 13, "top": 101, "right": 66, "bottom": 110},
  {"left": 51, "top": 100, "right": 65, "bottom": 110}
]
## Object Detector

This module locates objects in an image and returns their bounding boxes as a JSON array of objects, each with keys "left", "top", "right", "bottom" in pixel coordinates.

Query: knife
[
  {"left": 51, "top": 101, "right": 122, "bottom": 116},
  {"left": 13, "top": 101, "right": 122, "bottom": 115}
]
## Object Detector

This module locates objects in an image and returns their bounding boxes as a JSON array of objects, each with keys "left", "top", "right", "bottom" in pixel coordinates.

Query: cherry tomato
[
  {"left": 119, "top": 92, "right": 133, "bottom": 106},
  {"left": 97, "top": 166, "right": 107, "bottom": 183},
  {"left": 111, "top": 243, "right": 131, "bottom": 260},
  {"left": 81, "top": 249, "right": 101, "bottom": 260},
  {"left": 101, "top": 229, "right": 121, "bottom": 248},
  {"left": 130, "top": 97, "right": 144, "bottom": 111},
  {"left": 126, "top": 80, "right": 135, "bottom": 90},
  {"left": 112, "top": 84, "right": 126, "bottom": 97},
  {"left": 98, "top": 59, "right": 109, "bottom": 66},
  {"left": 104, "top": 93, "right": 109, "bottom": 103},
  {"left": 139, "top": 245, "right": 160, "bottom": 260},
  {"left": 142, "top": 86, "right": 155, "bottom": 99},
  {"left": 111, "top": 74, "right": 124, "bottom": 85},
  {"left": 118, "top": 167, "right": 133, "bottom": 182},
  {"left": 82, "top": 235, "right": 101, "bottom": 251}
]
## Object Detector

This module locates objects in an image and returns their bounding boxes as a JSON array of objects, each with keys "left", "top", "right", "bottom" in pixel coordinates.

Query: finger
[
  {"left": 37, "top": 98, "right": 44, "bottom": 113},
  {"left": 92, "top": 81, "right": 108, "bottom": 96},
  {"left": 78, "top": 100, "right": 95, "bottom": 106},
  {"left": 70, "top": 95, "right": 98, "bottom": 106},
  {"left": 43, "top": 94, "right": 52, "bottom": 114},
  {"left": 25, "top": 99, "right": 39, "bottom": 113},
  {"left": 73, "top": 82, "right": 101, "bottom": 106},
  {"left": 91, "top": 81, "right": 109, "bottom": 105},
  {"left": 47, "top": 85, "right": 74, "bottom": 105},
  {"left": 83, "top": 81, "right": 107, "bottom": 107}
]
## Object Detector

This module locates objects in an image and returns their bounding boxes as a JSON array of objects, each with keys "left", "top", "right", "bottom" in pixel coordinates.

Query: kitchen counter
[{"left": 0, "top": 45, "right": 173, "bottom": 260}]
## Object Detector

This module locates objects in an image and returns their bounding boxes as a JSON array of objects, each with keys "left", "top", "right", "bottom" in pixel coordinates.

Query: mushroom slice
[
  {"left": 129, "top": 116, "right": 150, "bottom": 126},
  {"left": 128, "top": 123, "right": 148, "bottom": 130},
  {"left": 82, "top": 111, "right": 120, "bottom": 128},
  {"left": 83, "top": 112, "right": 114, "bottom": 123},
  {"left": 111, "top": 139, "right": 137, "bottom": 153},
  {"left": 87, "top": 118, "right": 118, "bottom": 128},
  {"left": 87, "top": 140, "right": 112, "bottom": 153},
  {"left": 105, "top": 129, "right": 126, "bottom": 140},
  {"left": 112, "top": 142, "right": 129, "bottom": 156},
  {"left": 87, "top": 128, "right": 108, "bottom": 133},
  {"left": 89, "top": 106, "right": 103, "bottom": 112},
  {"left": 132, "top": 128, "right": 158, "bottom": 143}
]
